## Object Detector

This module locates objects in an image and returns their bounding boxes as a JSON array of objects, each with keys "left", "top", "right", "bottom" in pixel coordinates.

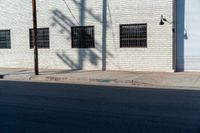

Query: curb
[
  {"left": 1, "top": 74, "right": 200, "bottom": 90},
  {"left": 1, "top": 74, "right": 33, "bottom": 81},
  {"left": 1, "top": 74, "right": 155, "bottom": 88},
  {"left": 30, "top": 76, "right": 159, "bottom": 88}
]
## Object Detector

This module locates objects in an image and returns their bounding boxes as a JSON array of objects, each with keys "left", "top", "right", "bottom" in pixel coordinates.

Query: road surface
[{"left": 0, "top": 81, "right": 200, "bottom": 133}]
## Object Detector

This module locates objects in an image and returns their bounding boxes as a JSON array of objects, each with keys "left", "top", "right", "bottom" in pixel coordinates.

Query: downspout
[{"left": 102, "top": 0, "right": 107, "bottom": 71}]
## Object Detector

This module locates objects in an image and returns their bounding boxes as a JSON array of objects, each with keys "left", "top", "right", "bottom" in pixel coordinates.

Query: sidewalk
[{"left": 1, "top": 68, "right": 200, "bottom": 89}]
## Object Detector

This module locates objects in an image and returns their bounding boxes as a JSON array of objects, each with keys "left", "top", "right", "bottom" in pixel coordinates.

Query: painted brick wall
[{"left": 0, "top": 0, "right": 174, "bottom": 72}]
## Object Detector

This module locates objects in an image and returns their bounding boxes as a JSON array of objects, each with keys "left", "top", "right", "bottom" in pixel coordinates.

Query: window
[
  {"left": 120, "top": 24, "right": 147, "bottom": 48},
  {"left": 0, "top": 30, "right": 11, "bottom": 49},
  {"left": 30, "top": 28, "right": 49, "bottom": 48},
  {"left": 71, "top": 26, "right": 95, "bottom": 48}
]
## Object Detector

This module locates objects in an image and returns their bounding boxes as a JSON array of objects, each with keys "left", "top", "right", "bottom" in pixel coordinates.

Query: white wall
[
  {"left": 184, "top": 0, "right": 200, "bottom": 71},
  {"left": 176, "top": 0, "right": 200, "bottom": 71},
  {"left": 106, "top": 0, "right": 174, "bottom": 71},
  {"left": 0, "top": 0, "right": 174, "bottom": 72}
]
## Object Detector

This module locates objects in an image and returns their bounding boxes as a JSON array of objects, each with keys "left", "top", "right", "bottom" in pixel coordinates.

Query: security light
[
  {"left": 160, "top": 15, "right": 173, "bottom": 25},
  {"left": 160, "top": 15, "right": 165, "bottom": 25}
]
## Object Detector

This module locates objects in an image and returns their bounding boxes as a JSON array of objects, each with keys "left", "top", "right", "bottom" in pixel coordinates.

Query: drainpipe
[{"left": 173, "top": 0, "right": 177, "bottom": 72}]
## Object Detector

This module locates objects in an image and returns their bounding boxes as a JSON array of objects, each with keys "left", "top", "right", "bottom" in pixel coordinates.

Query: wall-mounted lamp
[
  {"left": 160, "top": 15, "right": 165, "bottom": 25},
  {"left": 160, "top": 15, "right": 173, "bottom": 25}
]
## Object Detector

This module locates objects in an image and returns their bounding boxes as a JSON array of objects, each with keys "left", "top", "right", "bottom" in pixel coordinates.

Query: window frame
[
  {"left": 29, "top": 28, "right": 50, "bottom": 49},
  {"left": 120, "top": 23, "right": 147, "bottom": 48},
  {"left": 0, "top": 30, "right": 11, "bottom": 49},
  {"left": 71, "top": 26, "right": 95, "bottom": 49}
]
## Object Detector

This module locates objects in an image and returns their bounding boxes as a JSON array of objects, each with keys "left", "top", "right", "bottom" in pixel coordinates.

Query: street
[{"left": 0, "top": 81, "right": 200, "bottom": 133}]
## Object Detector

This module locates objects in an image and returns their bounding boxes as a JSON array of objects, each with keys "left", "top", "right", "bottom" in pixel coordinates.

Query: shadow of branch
[{"left": 51, "top": 0, "right": 113, "bottom": 70}]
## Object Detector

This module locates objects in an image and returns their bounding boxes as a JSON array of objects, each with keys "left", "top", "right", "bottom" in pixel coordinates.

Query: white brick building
[{"left": 0, "top": 0, "right": 188, "bottom": 72}]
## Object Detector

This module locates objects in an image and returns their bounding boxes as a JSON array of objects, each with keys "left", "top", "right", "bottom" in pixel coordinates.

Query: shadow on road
[{"left": 0, "top": 81, "right": 200, "bottom": 133}]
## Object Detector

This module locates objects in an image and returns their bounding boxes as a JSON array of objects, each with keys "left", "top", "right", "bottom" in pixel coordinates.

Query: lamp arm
[{"left": 163, "top": 18, "right": 174, "bottom": 24}]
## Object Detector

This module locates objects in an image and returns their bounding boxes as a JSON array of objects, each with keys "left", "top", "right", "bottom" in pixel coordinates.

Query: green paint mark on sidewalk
[{"left": 100, "top": 79, "right": 113, "bottom": 83}]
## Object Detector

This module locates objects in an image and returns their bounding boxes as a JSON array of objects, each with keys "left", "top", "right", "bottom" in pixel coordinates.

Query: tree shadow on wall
[{"left": 51, "top": 0, "right": 112, "bottom": 70}]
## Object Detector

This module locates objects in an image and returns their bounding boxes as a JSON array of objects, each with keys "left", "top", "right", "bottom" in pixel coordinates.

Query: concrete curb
[
  {"left": 1, "top": 71, "right": 200, "bottom": 90},
  {"left": 1, "top": 74, "right": 156, "bottom": 88},
  {"left": 2, "top": 74, "right": 32, "bottom": 81},
  {"left": 30, "top": 76, "right": 200, "bottom": 90}
]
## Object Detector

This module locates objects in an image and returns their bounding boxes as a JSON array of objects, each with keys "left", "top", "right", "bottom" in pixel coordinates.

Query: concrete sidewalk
[{"left": 1, "top": 68, "right": 200, "bottom": 89}]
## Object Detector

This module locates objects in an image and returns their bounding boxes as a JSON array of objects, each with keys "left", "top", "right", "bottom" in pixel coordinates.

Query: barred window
[
  {"left": 30, "top": 28, "right": 49, "bottom": 48},
  {"left": 71, "top": 26, "right": 95, "bottom": 48},
  {"left": 0, "top": 30, "right": 11, "bottom": 49},
  {"left": 120, "top": 24, "right": 147, "bottom": 48}
]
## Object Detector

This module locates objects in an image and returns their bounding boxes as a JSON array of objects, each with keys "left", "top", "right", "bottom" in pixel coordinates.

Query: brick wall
[{"left": 0, "top": 0, "right": 174, "bottom": 72}]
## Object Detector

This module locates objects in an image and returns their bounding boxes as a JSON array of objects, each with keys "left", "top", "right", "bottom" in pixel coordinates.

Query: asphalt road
[{"left": 0, "top": 81, "right": 200, "bottom": 133}]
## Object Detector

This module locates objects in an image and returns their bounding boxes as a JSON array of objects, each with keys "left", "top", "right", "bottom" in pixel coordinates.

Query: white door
[{"left": 177, "top": 0, "right": 200, "bottom": 71}]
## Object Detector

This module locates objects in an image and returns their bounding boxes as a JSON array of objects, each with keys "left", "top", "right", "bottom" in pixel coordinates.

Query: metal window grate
[
  {"left": 30, "top": 28, "right": 49, "bottom": 49},
  {"left": 120, "top": 24, "right": 147, "bottom": 48},
  {"left": 0, "top": 30, "right": 11, "bottom": 49},
  {"left": 71, "top": 26, "right": 95, "bottom": 48}
]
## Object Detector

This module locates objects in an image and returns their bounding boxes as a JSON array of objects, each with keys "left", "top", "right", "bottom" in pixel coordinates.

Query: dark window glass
[
  {"left": 71, "top": 26, "right": 95, "bottom": 48},
  {"left": 0, "top": 30, "right": 11, "bottom": 49},
  {"left": 30, "top": 28, "right": 49, "bottom": 48},
  {"left": 120, "top": 24, "right": 147, "bottom": 48}
]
